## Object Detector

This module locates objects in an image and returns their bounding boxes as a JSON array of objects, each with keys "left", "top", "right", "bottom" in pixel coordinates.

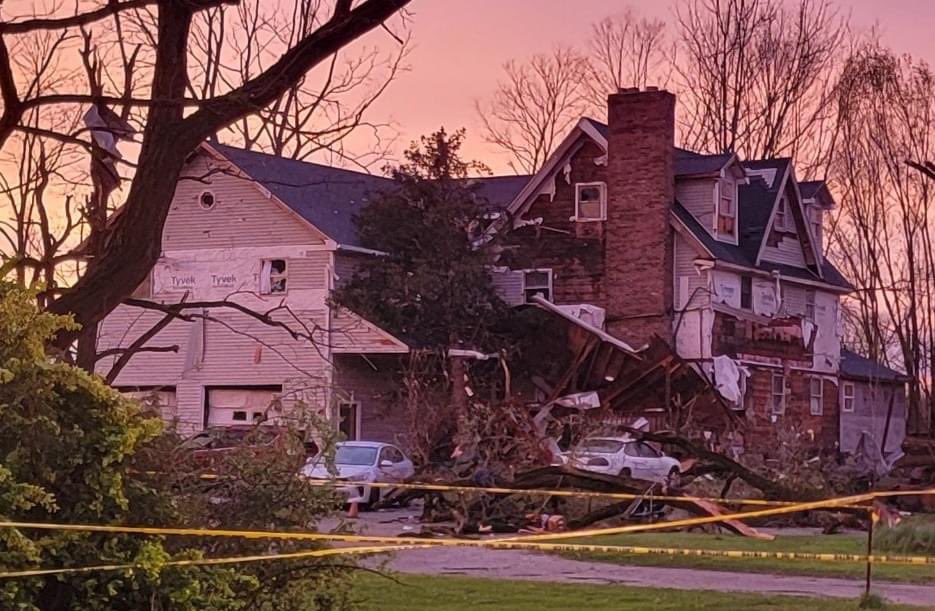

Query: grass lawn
[
  {"left": 351, "top": 573, "right": 925, "bottom": 610},
  {"left": 554, "top": 531, "right": 935, "bottom": 583}
]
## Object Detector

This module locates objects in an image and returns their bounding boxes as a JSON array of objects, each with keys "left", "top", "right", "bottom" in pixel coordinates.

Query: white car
[
  {"left": 566, "top": 437, "right": 681, "bottom": 483},
  {"left": 302, "top": 441, "right": 415, "bottom": 507}
]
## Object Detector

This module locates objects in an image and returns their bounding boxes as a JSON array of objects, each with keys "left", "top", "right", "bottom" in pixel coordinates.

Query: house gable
[
  {"left": 163, "top": 150, "right": 330, "bottom": 252},
  {"left": 757, "top": 166, "right": 821, "bottom": 275}
]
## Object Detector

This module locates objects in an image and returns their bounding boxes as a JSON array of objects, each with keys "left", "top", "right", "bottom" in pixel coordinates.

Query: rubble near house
[{"left": 521, "top": 295, "right": 738, "bottom": 450}]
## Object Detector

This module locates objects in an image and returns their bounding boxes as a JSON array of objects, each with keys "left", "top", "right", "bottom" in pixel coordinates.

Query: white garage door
[{"left": 207, "top": 388, "right": 280, "bottom": 427}]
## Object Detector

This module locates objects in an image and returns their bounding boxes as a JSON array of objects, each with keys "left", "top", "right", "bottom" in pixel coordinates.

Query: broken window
[
  {"left": 809, "top": 378, "right": 823, "bottom": 415},
  {"left": 575, "top": 182, "right": 606, "bottom": 221},
  {"left": 740, "top": 276, "right": 752, "bottom": 310},
  {"left": 805, "top": 290, "right": 816, "bottom": 321},
  {"left": 841, "top": 382, "right": 855, "bottom": 413},
  {"left": 809, "top": 206, "right": 822, "bottom": 244},
  {"left": 770, "top": 373, "right": 785, "bottom": 414},
  {"left": 717, "top": 179, "right": 737, "bottom": 238},
  {"left": 260, "top": 259, "right": 287, "bottom": 294},
  {"left": 523, "top": 269, "right": 552, "bottom": 303},
  {"left": 338, "top": 401, "right": 359, "bottom": 440},
  {"left": 775, "top": 197, "right": 787, "bottom": 230}
]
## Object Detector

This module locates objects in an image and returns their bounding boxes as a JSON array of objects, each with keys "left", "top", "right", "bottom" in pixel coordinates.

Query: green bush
[
  {"left": 874, "top": 514, "right": 935, "bottom": 555},
  {"left": 0, "top": 281, "right": 350, "bottom": 610}
]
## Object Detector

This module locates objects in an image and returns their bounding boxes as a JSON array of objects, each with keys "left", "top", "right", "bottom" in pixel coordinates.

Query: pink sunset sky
[{"left": 359, "top": 0, "right": 935, "bottom": 173}]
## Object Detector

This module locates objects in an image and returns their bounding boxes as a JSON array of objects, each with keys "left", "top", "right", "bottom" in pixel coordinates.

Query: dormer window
[
  {"left": 775, "top": 197, "right": 787, "bottom": 230},
  {"left": 716, "top": 179, "right": 737, "bottom": 239},
  {"left": 575, "top": 183, "right": 606, "bottom": 221}
]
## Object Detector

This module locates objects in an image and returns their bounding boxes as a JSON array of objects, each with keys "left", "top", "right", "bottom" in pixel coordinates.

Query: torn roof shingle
[
  {"left": 840, "top": 349, "right": 907, "bottom": 382},
  {"left": 211, "top": 143, "right": 529, "bottom": 247}
]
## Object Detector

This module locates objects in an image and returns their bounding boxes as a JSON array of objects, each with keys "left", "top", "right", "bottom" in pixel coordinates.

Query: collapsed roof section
[{"left": 527, "top": 296, "right": 737, "bottom": 433}]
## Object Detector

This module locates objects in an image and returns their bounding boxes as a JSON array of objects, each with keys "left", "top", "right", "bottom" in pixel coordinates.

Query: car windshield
[
  {"left": 578, "top": 439, "right": 624, "bottom": 453},
  {"left": 334, "top": 445, "right": 378, "bottom": 466}
]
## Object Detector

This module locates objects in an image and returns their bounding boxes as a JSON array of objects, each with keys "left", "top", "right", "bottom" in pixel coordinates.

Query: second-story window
[
  {"left": 770, "top": 373, "right": 785, "bottom": 415},
  {"left": 740, "top": 276, "right": 752, "bottom": 310},
  {"left": 575, "top": 182, "right": 606, "bottom": 221},
  {"left": 260, "top": 259, "right": 287, "bottom": 294},
  {"left": 810, "top": 378, "right": 823, "bottom": 415},
  {"left": 805, "top": 290, "right": 816, "bottom": 321},
  {"left": 523, "top": 269, "right": 552, "bottom": 303},
  {"left": 717, "top": 179, "right": 737, "bottom": 239},
  {"left": 841, "top": 382, "right": 856, "bottom": 413}
]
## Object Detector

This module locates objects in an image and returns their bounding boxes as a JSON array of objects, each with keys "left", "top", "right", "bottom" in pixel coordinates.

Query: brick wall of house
[
  {"left": 502, "top": 140, "right": 608, "bottom": 307},
  {"left": 605, "top": 89, "right": 675, "bottom": 346},
  {"left": 742, "top": 366, "right": 839, "bottom": 452}
]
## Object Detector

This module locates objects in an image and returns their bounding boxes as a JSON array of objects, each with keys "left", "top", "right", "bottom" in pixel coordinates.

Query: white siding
[
  {"left": 164, "top": 154, "right": 325, "bottom": 250},
  {"left": 762, "top": 234, "right": 807, "bottom": 267},
  {"left": 675, "top": 178, "right": 715, "bottom": 232},
  {"left": 711, "top": 270, "right": 741, "bottom": 308},
  {"left": 781, "top": 284, "right": 806, "bottom": 316},
  {"left": 96, "top": 305, "right": 331, "bottom": 430},
  {"left": 334, "top": 253, "right": 363, "bottom": 287},
  {"left": 491, "top": 269, "right": 525, "bottom": 306},
  {"left": 288, "top": 252, "right": 330, "bottom": 289},
  {"left": 812, "top": 290, "right": 841, "bottom": 373},
  {"left": 840, "top": 381, "right": 906, "bottom": 456},
  {"left": 674, "top": 234, "right": 709, "bottom": 310},
  {"left": 673, "top": 234, "right": 712, "bottom": 360}
]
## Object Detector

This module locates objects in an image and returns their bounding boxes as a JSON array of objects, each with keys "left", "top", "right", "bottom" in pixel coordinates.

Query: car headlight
[{"left": 346, "top": 472, "right": 372, "bottom": 482}]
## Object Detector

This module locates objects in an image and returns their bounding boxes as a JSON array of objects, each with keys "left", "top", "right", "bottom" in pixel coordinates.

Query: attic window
[
  {"left": 199, "top": 191, "right": 216, "bottom": 210},
  {"left": 716, "top": 179, "right": 737, "bottom": 239},
  {"left": 774, "top": 197, "right": 787, "bottom": 230},
  {"left": 575, "top": 183, "right": 606, "bottom": 221},
  {"left": 260, "top": 259, "right": 287, "bottom": 294},
  {"left": 522, "top": 269, "right": 552, "bottom": 303}
]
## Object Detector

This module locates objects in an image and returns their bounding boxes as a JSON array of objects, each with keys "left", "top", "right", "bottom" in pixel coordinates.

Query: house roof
[
  {"left": 211, "top": 143, "right": 529, "bottom": 247},
  {"left": 672, "top": 159, "right": 853, "bottom": 291},
  {"left": 840, "top": 349, "right": 908, "bottom": 382},
  {"left": 588, "top": 119, "right": 734, "bottom": 177}
]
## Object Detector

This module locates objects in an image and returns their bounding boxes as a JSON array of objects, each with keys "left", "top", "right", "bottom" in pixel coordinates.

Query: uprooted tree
[{"left": 0, "top": 0, "right": 412, "bottom": 360}]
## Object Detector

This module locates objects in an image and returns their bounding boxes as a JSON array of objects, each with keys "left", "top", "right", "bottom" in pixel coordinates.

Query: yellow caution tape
[
  {"left": 504, "top": 487, "right": 935, "bottom": 543},
  {"left": 0, "top": 544, "right": 419, "bottom": 579},
  {"left": 2, "top": 516, "right": 935, "bottom": 567}
]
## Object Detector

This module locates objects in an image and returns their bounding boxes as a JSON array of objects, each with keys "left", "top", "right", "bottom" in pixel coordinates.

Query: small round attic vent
[{"left": 199, "top": 191, "right": 216, "bottom": 210}]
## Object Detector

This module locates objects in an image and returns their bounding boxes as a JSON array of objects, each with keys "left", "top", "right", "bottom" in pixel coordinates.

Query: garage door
[{"left": 206, "top": 387, "right": 280, "bottom": 427}]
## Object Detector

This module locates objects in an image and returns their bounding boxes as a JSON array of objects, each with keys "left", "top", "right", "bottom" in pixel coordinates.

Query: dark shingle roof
[
  {"left": 586, "top": 119, "right": 732, "bottom": 177},
  {"left": 673, "top": 156, "right": 852, "bottom": 290},
  {"left": 212, "top": 144, "right": 529, "bottom": 247},
  {"left": 799, "top": 180, "right": 824, "bottom": 200},
  {"left": 840, "top": 349, "right": 907, "bottom": 382}
]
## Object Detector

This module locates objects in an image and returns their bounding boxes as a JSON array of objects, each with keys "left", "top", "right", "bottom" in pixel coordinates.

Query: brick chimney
[{"left": 604, "top": 88, "right": 676, "bottom": 347}]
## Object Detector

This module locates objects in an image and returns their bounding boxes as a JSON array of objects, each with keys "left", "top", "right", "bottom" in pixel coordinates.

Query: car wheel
[
  {"left": 667, "top": 467, "right": 681, "bottom": 487},
  {"left": 366, "top": 486, "right": 380, "bottom": 509},
  {"left": 619, "top": 467, "right": 632, "bottom": 478}
]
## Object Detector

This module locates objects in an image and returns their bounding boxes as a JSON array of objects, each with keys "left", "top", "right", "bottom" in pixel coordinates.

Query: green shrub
[
  {"left": 0, "top": 281, "right": 351, "bottom": 609},
  {"left": 874, "top": 514, "right": 935, "bottom": 555}
]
